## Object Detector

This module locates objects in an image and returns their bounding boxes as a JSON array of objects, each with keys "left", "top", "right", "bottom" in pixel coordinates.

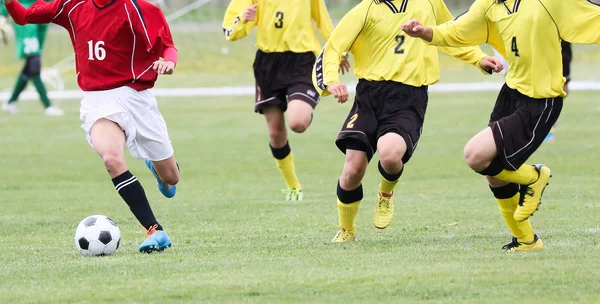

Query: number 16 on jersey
[{"left": 87, "top": 40, "right": 106, "bottom": 61}]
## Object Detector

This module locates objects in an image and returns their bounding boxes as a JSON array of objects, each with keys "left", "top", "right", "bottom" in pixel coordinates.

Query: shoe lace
[
  {"left": 502, "top": 237, "right": 520, "bottom": 251},
  {"left": 336, "top": 229, "right": 352, "bottom": 241},
  {"left": 518, "top": 186, "right": 535, "bottom": 206},
  {"left": 146, "top": 224, "right": 159, "bottom": 236},
  {"left": 377, "top": 194, "right": 392, "bottom": 214}
]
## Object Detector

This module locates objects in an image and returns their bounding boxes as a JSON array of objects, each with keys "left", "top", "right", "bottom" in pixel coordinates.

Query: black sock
[
  {"left": 378, "top": 161, "right": 403, "bottom": 182},
  {"left": 489, "top": 183, "right": 519, "bottom": 199},
  {"left": 270, "top": 141, "right": 291, "bottom": 160},
  {"left": 112, "top": 171, "right": 162, "bottom": 231},
  {"left": 478, "top": 157, "right": 504, "bottom": 176},
  {"left": 337, "top": 180, "right": 364, "bottom": 204}
]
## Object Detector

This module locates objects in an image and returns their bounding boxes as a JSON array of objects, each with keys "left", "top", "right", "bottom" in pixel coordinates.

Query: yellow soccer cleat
[
  {"left": 282, "top": 188, "right": 303, "bottom": 201},
  {"left": 331, "top": 228, "right": 355, "bottom": 243},
  {"left": 515, "top": 164, "right": 551, "bottom": 222},
  {"left": 373, "top": 192, "right": 394, "bottom": 229},
  {"left": 502, "top": 234, "right": 544, "bottom": 252}
]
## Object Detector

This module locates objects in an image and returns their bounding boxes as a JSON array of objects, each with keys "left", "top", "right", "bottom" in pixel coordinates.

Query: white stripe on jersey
[
  {"left": 67, "top": 1, "right": 85, "bottom": 42},
  {"left": 124, "top": 4, "right": 137, "bottom": 80},
  {"left": 53, "top": 0, "right": 72, "bottom": 20},
  {"left": 130, "top": 0, "right": 153, "bottom": 49}
]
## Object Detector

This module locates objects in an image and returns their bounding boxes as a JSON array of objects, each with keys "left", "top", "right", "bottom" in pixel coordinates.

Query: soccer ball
[{"left": 74, "top": 215, "right": 121, "bottom": 257}]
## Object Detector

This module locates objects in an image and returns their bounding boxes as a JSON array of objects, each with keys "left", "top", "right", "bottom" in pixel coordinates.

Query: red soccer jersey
[{"left": 7, "top": 0, "right": 176, "bottom": 91}]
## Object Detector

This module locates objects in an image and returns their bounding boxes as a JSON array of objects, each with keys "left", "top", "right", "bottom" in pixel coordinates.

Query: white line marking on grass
[{"left": 2, "top": 81, "right": 600, "bottom": 101}]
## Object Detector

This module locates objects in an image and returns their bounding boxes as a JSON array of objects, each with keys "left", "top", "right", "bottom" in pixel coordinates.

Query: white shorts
[{"left": 80, "top": 86, "right": 174, "bottom": 161}]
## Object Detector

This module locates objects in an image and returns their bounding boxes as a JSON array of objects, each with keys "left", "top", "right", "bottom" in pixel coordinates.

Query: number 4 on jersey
[
  {"left": 511, "top": 37, "right": 520, "bottom": 57},
  {"left": 87, "top": 40, "right": 106, "bottom": 61}
]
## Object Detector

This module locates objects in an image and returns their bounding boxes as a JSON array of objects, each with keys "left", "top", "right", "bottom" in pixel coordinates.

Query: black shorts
[
  {"left": 336, "top": 79, "right": 428, "bottom": 163},
  {"left": 253, "top": 50, "right": 320, "bottom": 114},
  {"left": 489, "top": 84, "right": 563, "bottom": 170}
]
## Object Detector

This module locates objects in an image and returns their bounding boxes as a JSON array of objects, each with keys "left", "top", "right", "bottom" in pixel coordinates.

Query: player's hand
[
  {"left": 480, "top": 56, "right": 504, "bottom": 73},
  {"left": 339, "top": 58, "right": 351, "bottom": 75},
  {"left": 243, "top": 4, "right": 258, "bottom": 22},
  {"left": 401, "top": 19, "right": 433, "bottom": 41},
  {"left": 0, "top": 16, "right": 13, "bottom": 46},
  {"left": 563, "top": 82, "right": 569, "bottom": 96},
  {"left": 153, "top": 61, "right": 175, "bottom": 75},
  {"left": 327, "top": 83, "right": 348, "bottom": 103}
]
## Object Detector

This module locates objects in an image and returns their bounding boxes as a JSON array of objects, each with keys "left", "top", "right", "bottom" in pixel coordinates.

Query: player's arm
[
  {"left": 561, "top": 41, "right": 572, "bottom": 95},
  {"left": 312, "top": 1, "right": 370, "bottom": 102},
  {"left": 544, "top": 0, "right": 600, "bottom": 44},
  {"left": 401, "top": 0, "right": 489, "bottom": 47},
  {"left": 222, "top": 0, "right": 256, "bottom": 41},
  {"left": 311, "top": 0, "right": 333, "bottom": 41},
  {"left": 3, "top": 0, "right": 68, "bottom": 25},
  {"left": 432, "top": 0, "right": 501, "bottom": 74},
  {"left": 0, "top": 2, "right": 11, "bottom": 45}
]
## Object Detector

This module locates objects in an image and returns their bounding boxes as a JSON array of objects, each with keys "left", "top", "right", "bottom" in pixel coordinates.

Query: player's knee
[
  {"left": 463, "top": 143, "right": 489, "bottom": 171},
  {"left": 289, "top": 119, "right": 309, "bottom": 133},
  {"left": 101, "top": 153, "right": 126, "bottom": 174},
  {"left": 379, "top": 153, "right": 404, "bottom": 174},
  {"left": 162, "top": 170, "right": 180, "bottom": 185},
  {"left": 341, "top": 164, "right": 366, "bottom": 188}
]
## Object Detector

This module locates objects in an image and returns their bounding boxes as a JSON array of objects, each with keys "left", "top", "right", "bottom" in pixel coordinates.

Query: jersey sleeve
[
  {"left": 311, "top": 0, "right": 333, "bottom": 41},
  {"left": 543, "top": 0, "right": 600, "bottom": 44},
  {"left": 312, "top": 0, "right": 370, "bottom": 96},
  {"left": 134, "top": 2, "right": 176, "bottom": 57},
  {"left": 222, "top": 0, "right": 256, "bottom": 41},
  {"left": 430, "top": 0, "right": 490, "bottom": 47},
  {"left": 4, "top": 0, "right": 69, "bottom": 27},
  {"left": 432, "top": 0, "right": 491, "bottom": 75}
]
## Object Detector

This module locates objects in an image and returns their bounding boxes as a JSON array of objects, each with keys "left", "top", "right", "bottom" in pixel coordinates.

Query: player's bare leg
[
  {"left": 264, "top": 105, "right": 302, "bottom": 200},
  {"left": 373, "top": 133, "right": 407, "bottom": 229},
  {"left": 286, "top": 99, "right": 313, "bottom": 134},
  {"left": 90, "top": 119, "right": 171, "bottom": 253},
  {"left": 145, "top": 156, "right": 179, "bottom": 198},
  {"left": 333, "top": 149, "right": 368, "bottom": 242},
  {"left": 466, "top": 128, "right": 544, "bottom": 251}
]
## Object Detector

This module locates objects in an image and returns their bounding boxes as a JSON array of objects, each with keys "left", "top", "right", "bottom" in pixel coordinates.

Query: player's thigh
[
  {"left": 152, "top": 156, "right": 179, "bottom": 185},
  {"left": 286, "top": 99, "right": 314, "bottom": 132},
  {"left": 89, "top": 118, "right": 126, "bottom": 159}
]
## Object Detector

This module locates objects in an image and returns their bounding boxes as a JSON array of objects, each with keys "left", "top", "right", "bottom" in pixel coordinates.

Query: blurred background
[{"left": 0, "top": 0, "right": 599, "bottom": 94}]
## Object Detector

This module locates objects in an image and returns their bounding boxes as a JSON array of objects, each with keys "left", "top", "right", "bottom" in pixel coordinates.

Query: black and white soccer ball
[{"left": 74, "top": 215, "right": 121, "bottom": 257}]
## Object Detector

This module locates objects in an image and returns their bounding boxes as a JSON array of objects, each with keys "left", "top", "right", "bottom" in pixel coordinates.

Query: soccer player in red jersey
[{"left": 4, "top": 0, "right": 180, "bottom": 253}]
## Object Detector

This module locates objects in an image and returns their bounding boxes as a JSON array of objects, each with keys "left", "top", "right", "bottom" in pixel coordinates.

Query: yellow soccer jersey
[
  {"left": 431, "top": 0, "right": 600, "bottom": 98},
  {"left": 222, "top": 0, "right": 333, "bottom": 54},
  {"left": 313, "top": 0, "right": 490, "bottom": 96}
]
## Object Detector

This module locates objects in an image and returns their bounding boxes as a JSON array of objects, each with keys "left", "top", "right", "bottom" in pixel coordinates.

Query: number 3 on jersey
[
  {"left": 275, "top": 12, "right": 284, "bottom": 28},
  {"left": 87, "top": 40, "right": 106, "bottom": 61}
]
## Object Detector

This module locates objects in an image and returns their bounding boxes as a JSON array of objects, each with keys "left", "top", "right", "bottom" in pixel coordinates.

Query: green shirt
[{"left": 1, "top": 0, "right": 49, "bottom": 59}]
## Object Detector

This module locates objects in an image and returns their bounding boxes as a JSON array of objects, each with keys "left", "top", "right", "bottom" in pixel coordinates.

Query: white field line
[{"left": 2, "top": 81, "right": 600, "bottom": 101}]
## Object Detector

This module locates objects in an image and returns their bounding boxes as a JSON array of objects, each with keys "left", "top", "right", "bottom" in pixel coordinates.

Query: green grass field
[{"left": 2, "top": 88, "right": 600, "bottom": 303}]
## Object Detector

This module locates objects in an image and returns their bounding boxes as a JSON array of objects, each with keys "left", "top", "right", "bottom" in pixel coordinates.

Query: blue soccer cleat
[
  {"left": 145, "top": 160, "right": 176, "bottom": 198},
  {"left": 139, "top": 228, "right": 172, "bottom": 253}
]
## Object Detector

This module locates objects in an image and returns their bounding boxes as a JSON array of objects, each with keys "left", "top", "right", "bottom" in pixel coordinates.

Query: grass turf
[{"left": 1, "top": 89, "right": 600, "bottom": 303}]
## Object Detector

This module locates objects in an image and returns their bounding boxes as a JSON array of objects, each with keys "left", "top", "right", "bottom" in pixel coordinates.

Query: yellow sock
[
  {"left": 275, "top": 153, "right": 301, "bottom": 189},
  {"left": 379, "top": 176, "right": 399, "bottom": 195},
  {"left": 337, "top": 199, "right": 360, "bottom": 233},
  {"left": 494, "top": 164, "right": 538, "bottom": 185},
  {"left": 497, "top": 192, "right": 535, "bottom": 244}
]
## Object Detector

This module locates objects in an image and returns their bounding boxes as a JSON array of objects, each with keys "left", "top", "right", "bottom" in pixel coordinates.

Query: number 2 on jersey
[
  {"left": 275, "top": 11, "right": 284, "bottom": 28},
  {"left": 511, "top": 37, "right": 520, "bottom": 57},
  {"left": 346, "top": 114, "right": 358, "bottom": 129},
  {"left": 394, "top": 35, "right": 405, "bottom": 54},
  {"left": 87, "top": 40, "right": 106, "bottom": 61}
]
